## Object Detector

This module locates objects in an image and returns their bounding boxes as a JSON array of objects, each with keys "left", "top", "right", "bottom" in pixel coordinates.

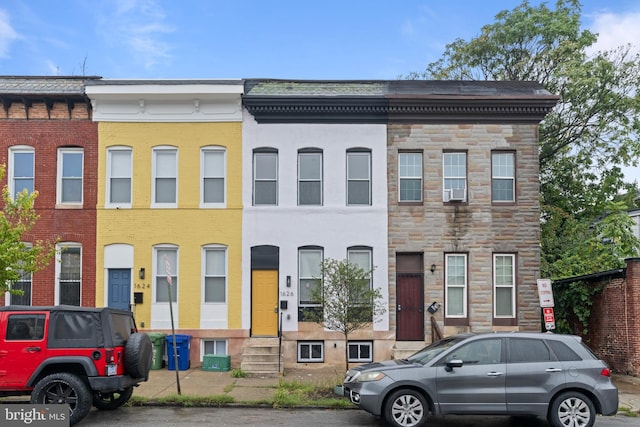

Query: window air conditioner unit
[{"left": 445, "top": 188, "right": 466, "bottom": 202}]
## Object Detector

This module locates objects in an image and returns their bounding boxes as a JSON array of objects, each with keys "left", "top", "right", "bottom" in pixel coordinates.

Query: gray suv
[{"left": 343, "top": 332, "right": 618, "bottom": 427}]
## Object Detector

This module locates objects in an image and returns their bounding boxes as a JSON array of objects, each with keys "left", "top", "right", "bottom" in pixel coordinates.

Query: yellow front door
[{"left": 251, "top": 270, "right": 278, "bottom": 336}]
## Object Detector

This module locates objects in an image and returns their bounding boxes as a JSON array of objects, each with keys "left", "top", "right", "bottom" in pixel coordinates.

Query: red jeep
[{"left": 0, "top": 305, "right": 152, "bottom": 425}]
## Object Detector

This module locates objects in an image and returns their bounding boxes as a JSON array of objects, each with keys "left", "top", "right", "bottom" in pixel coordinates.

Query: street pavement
[{"left": 134, "top": 365, "right": 640, "bottom": 414}]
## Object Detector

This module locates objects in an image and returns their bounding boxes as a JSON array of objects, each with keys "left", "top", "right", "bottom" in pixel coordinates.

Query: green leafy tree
[
  {"left": 306, "top": 258, "right": 386, "bottom": 370},
  {"left": 0, "top": 165, "right": 56, "bottom": 295},
  {"left": 406, "top": 0, "right": 640, "bottom": 333}
]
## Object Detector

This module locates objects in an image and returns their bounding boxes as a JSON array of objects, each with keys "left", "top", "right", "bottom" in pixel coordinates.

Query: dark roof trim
[{"left": 552, "top": 268, "right": 626, "bottom": 286}]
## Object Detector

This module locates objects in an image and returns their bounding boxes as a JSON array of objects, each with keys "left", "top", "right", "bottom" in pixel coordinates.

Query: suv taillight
[
  {"left": 105, "top": 349, "right": 115, "bottom": 363},
  {"left": 600, "top": 368, "right": 611, "bottom": 377}
]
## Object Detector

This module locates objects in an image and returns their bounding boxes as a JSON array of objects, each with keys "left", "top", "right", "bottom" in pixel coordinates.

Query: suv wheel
[
  {"left": 31, "top": 372, "right": 92, "bottom": 425},
  {"left": 548, "top": 391, "right": 596, "bottom": 427},
  {"left": 93, "top": 386, "right": 134, "bottom": 410},
  {"left": 384, "top": 389, "right": 428, "bottom": 427},
  {"left": 125, "top": 332, "right": 153, "bottom": 379}
]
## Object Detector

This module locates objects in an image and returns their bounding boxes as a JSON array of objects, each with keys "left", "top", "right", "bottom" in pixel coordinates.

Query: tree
[
  {"left": 407, "top": 0, "right": 640, "bottom": 279},
  {"left": 0, "top": 165, "right": 56, "bottom": 296},
  {"left": 306, "top": 258, "right": 386, "bottom": 371}
]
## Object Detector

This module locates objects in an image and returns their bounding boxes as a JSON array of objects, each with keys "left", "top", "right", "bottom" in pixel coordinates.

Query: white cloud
[
  {"left": 587, "top": 11, "right": 640, "bottom": 55},
  {"left": 0, "top": 9, "right": 19, "bottom": 58}
]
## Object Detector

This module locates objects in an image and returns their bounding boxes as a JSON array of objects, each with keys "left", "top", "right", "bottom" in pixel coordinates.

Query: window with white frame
[
  {"left": 347, "top": 246, "right": 372, "bottom": 305},
  {"left": 399, "top": 152, "right": 422, "bottom": 202},
  {"left": 107, "top": 147, "right": 132, "bottom": 206},
  {"left": 445, "top": 254, "right": 467, "bottom": 317},
  {"left": 201, "top": 339, "right": 227, "bottom": 357},
  {"left": 9, "top": 147, "right": 35, "bottom": 199},
  {"left": 152, "top": 148, "right": 177, "bottom": 206},
  {"left": 57, "top": 148, "right": 83, "bottom": 204},
  {"left": 156, "top": 247, "right": 178, "bottom": 303},
  {"left": 202, "top": 147, "right": 225, "bottom": 206},
  {"left": 443, "top": 152, "right": 467, "bottom": 202},
  {"left": 348, "top": 341, "right": 373, "bottom": 362},
  {"left": 492, "top": 152, "right": 515, "bottom": 202},
  {"left": 297, "top": 341, "right": 324, "bottom": 362},
  {"left": 299, "top": 247, "right": 323, "bottom": 306},
  {"left": 57, "top": 244, "right": 81, "bottom": 306},
  {"left": 203, "top": 246, "right": 226, "bottom": 303},
  {"left": 494, "top": 254, "right": 515, "bottom": 317},
  {"left": 11, "top": 244, "right": 33, "bottom": 306},
  {"left": 298, "top": 149, "right": 322, "bottom": 205},
  {"left": 253, "top": 149, "right": 278, "bottom": 205},
  {"left": 346, "top": 149, "right": 371, "bottom": 205}
]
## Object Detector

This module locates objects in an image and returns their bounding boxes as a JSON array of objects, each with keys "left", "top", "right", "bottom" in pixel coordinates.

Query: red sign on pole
[{"left": 543, "top": 307, "right": 556, "bottom": 330}]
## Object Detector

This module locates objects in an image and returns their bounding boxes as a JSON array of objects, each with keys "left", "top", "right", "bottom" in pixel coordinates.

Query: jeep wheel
[
  {"left": 31, "top": 373, "right": 92, "bottom": 425},
  {"left": 93, "top": 386, "right": 134, "bottom": 410},
  {"left": 125, "top": 332, "right": 153, "bottom": 379}
]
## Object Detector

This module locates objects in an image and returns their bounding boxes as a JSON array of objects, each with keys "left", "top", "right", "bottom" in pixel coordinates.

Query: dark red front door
[{"left": 396, "top": 273, "right": 424, "bottom": 341}]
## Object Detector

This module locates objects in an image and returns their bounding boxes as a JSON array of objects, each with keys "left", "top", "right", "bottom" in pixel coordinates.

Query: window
[
  {"left": 6, "top": 314, "right": 45, "bottom": 340},
  {"left": 298, "top": 341, "right": 324, "bottom": 362},
  {"left": 202, "top": 339, "right": 227, "bottom": 356},
  {"left": 348, "top": 341, "right": 373, "bottom": 363},
  {"left": 57, "top": 148, "right": 83, "bottom": 204},
  {"left": 449, "top": 338, "right": 502, "bottom": 365},
  {"left": 299, "top": 247, "right": 323, "bottom": 306},
  {"left": 508, "top": 338, "right": 551, "bottom": 363},
  {"left": 494, "top": 254, "right": 515, "bottom": 317},
  {"left": 492, "top": 152, "right": 515, "bottom": 202},
  {"left": 107, "top": 147, "right": 132, "bottom": 206},
  {"left": 445, "top": 254, "right": 467, "bottom": 318},
  {"left": 298, "top": 149, "right": 322, "bottom": 205},
  {"left": 547, "top": 340, "right": 581, "bottom": 361},
  {"left": 156, "top": 247, "right": 178, "bottom": 303},
  {"left": 347, "top": 247, "right": 372, "bottom": 304},
  {"left": 153, "top": 148, "right": 177, "bottom": 206},
  {"left": 58, "top": 244, "right": 81, "bottom": 306},
  {"left": 11, "top": 271, "right": 32, "bottom": 306},
  {"left": 443, "top": 152, "right": 467, "bottom": 202},
  {"left": 9, "top": 147, "right": 34, "bottom": 199},
  {"left": 203, "top": 247, "right": 226, "bottom": 303},
  {"left": 346, "top": 149, "right": 371, "bottom": 205},
  {"left": 399, "top": 152, "right": 422, "bottom": 202},
  {"left": 253, "top": 149, "right": 278, "bottom": 205},
  {"left": 202, "top": 148, "right": 225, "bottom": 206}
]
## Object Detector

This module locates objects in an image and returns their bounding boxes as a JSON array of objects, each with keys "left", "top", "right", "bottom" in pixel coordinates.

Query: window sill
[{"left": 55, "top": 203, "right": 83, "bottom": 209}]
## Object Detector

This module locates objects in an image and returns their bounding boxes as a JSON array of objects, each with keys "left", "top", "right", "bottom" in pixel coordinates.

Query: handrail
[{"left": 431, "top": 316, "right": 443, "bottom": 342}]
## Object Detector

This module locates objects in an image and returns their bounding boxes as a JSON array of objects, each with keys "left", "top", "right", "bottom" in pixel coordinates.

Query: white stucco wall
[{"left": 242, "top": 110, "right": 389, "bottom": 332}]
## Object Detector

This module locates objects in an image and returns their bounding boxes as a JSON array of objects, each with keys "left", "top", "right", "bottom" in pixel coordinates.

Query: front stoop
[
  {"left": 241, "top": 337, "right": 282, "bottom": 378},
  {"left": 391, "top": 341, "right": 425, "bottom": 360}
]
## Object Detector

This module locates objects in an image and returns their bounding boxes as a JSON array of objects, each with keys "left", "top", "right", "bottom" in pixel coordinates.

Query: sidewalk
[{"left": 134, "top": 366, "right": 640, "bottom": 413}]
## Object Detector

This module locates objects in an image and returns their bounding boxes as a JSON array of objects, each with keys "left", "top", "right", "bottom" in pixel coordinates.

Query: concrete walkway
[{"left": 134, "top": 366, "right": 640, "bottom": 414}]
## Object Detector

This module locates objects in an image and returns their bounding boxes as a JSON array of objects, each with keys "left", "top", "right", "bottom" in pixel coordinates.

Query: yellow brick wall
[{"left": 96, "top": 122, "right": 242, "bottom": 329}]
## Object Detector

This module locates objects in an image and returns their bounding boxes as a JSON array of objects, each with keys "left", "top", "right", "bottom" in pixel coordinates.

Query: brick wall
[
  {"left": 585, "top": 258, "right": 640, "bottom": 375},
  {"left": 0, "top": 102, "right": 97, "bottom": 306}
]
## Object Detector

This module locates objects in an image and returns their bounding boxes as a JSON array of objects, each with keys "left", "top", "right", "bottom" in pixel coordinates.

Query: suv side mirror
[{"left": 445, "top": 359, "right": 464, "bottom": 372}]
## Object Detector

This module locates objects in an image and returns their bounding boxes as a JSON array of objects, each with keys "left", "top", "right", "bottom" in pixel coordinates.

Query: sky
[{"left": 0, "top": 0, "right": 638, "bottom": 80}]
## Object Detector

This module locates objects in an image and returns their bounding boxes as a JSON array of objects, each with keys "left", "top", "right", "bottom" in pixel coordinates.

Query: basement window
[{"left": 297, "top": 341, "right": 324, "bottom": 363}]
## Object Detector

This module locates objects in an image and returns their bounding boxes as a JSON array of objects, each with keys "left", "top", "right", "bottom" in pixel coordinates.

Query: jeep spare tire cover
[{"left": 125, "top": 332, "right": 153, "bottom": 378}]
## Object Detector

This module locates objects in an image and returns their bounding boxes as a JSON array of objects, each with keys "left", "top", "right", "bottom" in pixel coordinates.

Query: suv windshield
[{"left": 407, "top": 336, "right": 466, "bottom": 365}]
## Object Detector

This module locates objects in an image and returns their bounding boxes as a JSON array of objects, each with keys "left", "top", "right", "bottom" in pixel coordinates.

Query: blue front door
[{"left": 108, "top": 269, "right": 131, "bottom": 311}]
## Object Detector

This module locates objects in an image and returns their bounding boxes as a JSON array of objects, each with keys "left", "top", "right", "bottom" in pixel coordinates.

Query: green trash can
[{"left": 147, "top": 332, "right": 166, "bottom": 370}]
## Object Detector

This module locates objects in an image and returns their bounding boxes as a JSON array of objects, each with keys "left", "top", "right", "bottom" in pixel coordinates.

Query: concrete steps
[
  {"left": 241, "top": 337, "right": 282, "bottom": 377},
  {"left": 391, "top": 341, "right": 425, "bottom": 360}
]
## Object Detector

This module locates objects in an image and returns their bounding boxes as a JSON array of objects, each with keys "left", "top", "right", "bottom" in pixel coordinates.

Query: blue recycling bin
[{"left": 166, "top": 334, "right": 191, "bottom": 371}]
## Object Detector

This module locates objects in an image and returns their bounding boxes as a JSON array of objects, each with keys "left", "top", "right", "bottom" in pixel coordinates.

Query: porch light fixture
[
  {"left": 139, "top": 268, "right": 145, "bottom": 280},
  {"left": 286, "top": 275, "right": 291, "bottom": 287},
  {"left": 430, "top": 264, "right": 436, "bottom": 274}
]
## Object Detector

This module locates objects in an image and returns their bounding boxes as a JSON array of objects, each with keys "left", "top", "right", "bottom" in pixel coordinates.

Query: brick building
[{"left": 0, "top": 76, "right": 99, "bottom": 307}]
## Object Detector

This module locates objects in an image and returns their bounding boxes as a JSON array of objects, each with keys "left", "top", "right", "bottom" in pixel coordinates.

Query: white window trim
[
  {"left": 202, "top": 245, "right": 227, "bottom": 304},
  {"left": 493, "top": 254, "right": 516, "bottom": 318},
  {"left": 347, "top": 247, "right": 372, "bottom": 291},
  {"left": 297, "top": 150, "right": 323, "bottom": 206},
  {"left": 445, "top": 254, "right": 467, "bottom": 318},
  {"left": 8, "top": 145, "right": 35, "bottom": 200},
  {"left": 201, "top": 147, "right": 226, "bottom": 208},
  {"left": 443, "top": 152, "right": 467, "bottom": 202},
  {"left": 253, "top": 151, "right": 278, "bottom": 206},
  {"left": 152, "top": 147, "right": 178, "bottom": 208},
  {"left": 153, "top": 245, "right": 179, "bottom": 304},
  {"left": 55, "top": 242, "right": 82, "bottom": 306},
  {"left": 56, "top": 148, "right": 84, "bottom": 206},
  {"left": 298, "top": 248, "right": 323, "bottom": 307},
  {"left": 297, "top": 341, "right": 324, "bottom": 363},
  {"left": 106, "top": 146, "right": 132, "bottom": 209},
  {"left": 200, "top": 339, "right": 228, "bottom": 360},
  {"left": 348, "top": 341, "right": 373, "bottom": 363},
  {"left": 398, "top": 152, "right": 423, "bottom": 202},
  {"left": 346, "top": 151, "right": 372, "bottom": 206},
  {"left": 492, "top": 152, "right": 515, "bottom": 202}
]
